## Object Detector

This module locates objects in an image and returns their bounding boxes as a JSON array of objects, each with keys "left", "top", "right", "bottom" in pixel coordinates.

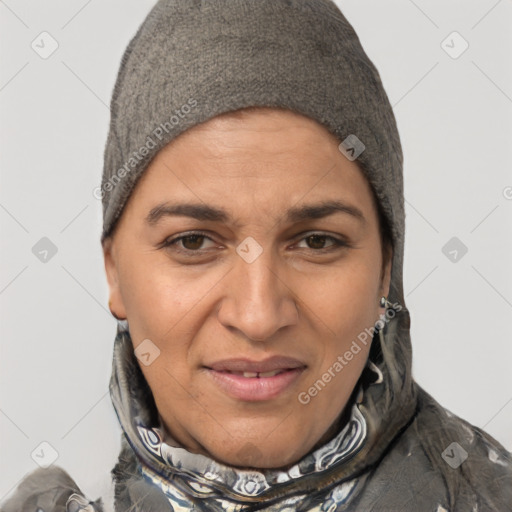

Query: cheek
[
  {"left": 304, "top": 260, "right": 379, "bottom": 402},
  {"left": 118, "top": 252, "right": 229, "bottom": 361},
  {"left": 117, "top": 250, "right": 189, "bottom": 326},
  {"left": 301, "top": 254, "right": 381, "bottom": 333}
]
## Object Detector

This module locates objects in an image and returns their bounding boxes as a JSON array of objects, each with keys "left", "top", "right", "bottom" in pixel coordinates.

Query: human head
[
  {"left": 100, "top": 0, "right": 408, "bottom": 469},
  {"left": 103, "top": 105, "right": 393, "bottom": 467}
]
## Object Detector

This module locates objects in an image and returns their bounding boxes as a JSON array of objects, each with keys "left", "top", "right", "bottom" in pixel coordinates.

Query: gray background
[{"left": 1, "top": 0, "right": 511, "bottom": 508}]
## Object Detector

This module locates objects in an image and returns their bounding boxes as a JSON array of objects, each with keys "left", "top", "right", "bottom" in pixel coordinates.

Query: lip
[
  {"left": 206, "top": 356, "right": 306, "bottom": 373},
  {"left": 204, "top": 356, "right": 307, "bottom": 402}
]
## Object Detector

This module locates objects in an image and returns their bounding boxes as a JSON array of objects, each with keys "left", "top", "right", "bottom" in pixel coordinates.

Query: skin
[{"left": 103, "top": 107, "right": 392, "bottom": 470}]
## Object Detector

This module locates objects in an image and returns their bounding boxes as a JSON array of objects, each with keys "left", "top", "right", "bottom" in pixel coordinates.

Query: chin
[
  {"left": 199, "top": 422, "right": 313, "bottom": 470},
  {"left": 211, "top": 442, "right": 304, "bottom": 470}
]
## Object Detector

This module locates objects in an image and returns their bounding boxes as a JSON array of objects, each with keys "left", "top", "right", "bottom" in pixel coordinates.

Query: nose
[{"left": 217, "top": 245, "right": 298, "bottom": 342}]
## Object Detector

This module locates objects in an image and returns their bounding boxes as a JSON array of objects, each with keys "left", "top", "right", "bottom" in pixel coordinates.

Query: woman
[{"left": 2, "top": 0, "right": 511, "bottom": 511}]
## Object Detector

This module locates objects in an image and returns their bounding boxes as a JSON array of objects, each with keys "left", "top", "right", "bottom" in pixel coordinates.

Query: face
[{"left": 103, "top": 107, "right": 392, "bottom": 469}]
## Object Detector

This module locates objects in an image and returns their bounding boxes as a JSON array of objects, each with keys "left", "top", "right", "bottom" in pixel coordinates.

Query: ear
[
  {"left": 102, "top": 236, "right": 127, "bottom": 320},
  {"left": 379, "top": 244, "right": 393, "bottom": 300}
]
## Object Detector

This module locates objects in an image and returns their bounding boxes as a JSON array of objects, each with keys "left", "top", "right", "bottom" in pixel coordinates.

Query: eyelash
[{"left": 161, "top": 230, "right": 349, "bottom": 256}]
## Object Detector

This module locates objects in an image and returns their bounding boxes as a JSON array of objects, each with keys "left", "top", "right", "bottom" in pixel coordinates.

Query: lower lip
[{"left": 206, "top": 368, "right": 305, "bottom": 401}]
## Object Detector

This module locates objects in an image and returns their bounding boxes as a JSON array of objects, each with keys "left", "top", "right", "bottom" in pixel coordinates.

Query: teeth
[
  {"left": 239, "top": 370, "right": 283, "bottom": 378},
  {"left": 258, "top": 369, "right": 282, "bottom": 378}
]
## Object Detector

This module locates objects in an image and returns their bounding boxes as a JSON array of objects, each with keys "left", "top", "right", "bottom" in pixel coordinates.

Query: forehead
[
  {"left": 120, "top": 107, "right": 380, "bottom": 229},
  {"left": 173, "top": 106, "right": 341, "bottom": 153},
  {"left": 147, "top": 107, "right": 365, "bottom": 189}
]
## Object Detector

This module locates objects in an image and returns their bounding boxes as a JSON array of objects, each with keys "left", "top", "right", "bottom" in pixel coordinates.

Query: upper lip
[{"left": 205, "top": 356, "right": 307, "bottom": 373}]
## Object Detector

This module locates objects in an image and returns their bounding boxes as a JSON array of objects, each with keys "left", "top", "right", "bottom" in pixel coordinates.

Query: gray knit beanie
[{"left": 99, "top": 0, "right": 405, "bottom": 307}]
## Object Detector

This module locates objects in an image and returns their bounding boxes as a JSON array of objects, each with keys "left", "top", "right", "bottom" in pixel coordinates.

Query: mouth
[
  {"left": 217, "top": 369, "right": 288, "bottom": 378},
  {"left": 203, "top": 356, "right": 307, "bottom": 401}
]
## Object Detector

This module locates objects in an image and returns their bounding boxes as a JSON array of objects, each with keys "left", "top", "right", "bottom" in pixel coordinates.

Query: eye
[
  {"left": 161, "top": 231, "right": 349, "bottom": 256},
  {"left": 295, "top": 233, "right": 348, "bottom": 251},
  {"left": 162, "top": 231, "right": 217, "bottom": 253}
]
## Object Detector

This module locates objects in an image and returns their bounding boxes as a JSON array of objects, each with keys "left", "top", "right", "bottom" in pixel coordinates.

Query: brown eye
[
  {"left": 305, "top": 235, "right": 330, "bottom": 249},
  {"left": 162, "top": 231, "right": 216, "bottom": 253},
  {"left": 180, "top": 234, "right": 206, "bottom": 250},
  {"left": 296, "top": 233, "right": 347, "bottom": 251}
]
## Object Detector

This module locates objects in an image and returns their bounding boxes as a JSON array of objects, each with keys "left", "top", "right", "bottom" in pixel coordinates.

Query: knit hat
[{"left": 99, "top": 0, "right": 405, "bottom": 307}]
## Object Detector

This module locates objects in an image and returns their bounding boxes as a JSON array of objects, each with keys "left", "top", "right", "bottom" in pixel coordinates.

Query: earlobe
[{"left": 102, "top": 237, "right": 127, "bottom": 320}]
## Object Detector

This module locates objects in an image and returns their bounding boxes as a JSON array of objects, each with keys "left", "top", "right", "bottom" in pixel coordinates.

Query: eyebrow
[{"left": 145, "top": 199, "right": 366, "bottom": 227}]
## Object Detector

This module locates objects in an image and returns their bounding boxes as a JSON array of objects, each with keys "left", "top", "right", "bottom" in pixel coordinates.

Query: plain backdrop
[{"left": 1, "top": 0, "right": 511, "bottom": 508}]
